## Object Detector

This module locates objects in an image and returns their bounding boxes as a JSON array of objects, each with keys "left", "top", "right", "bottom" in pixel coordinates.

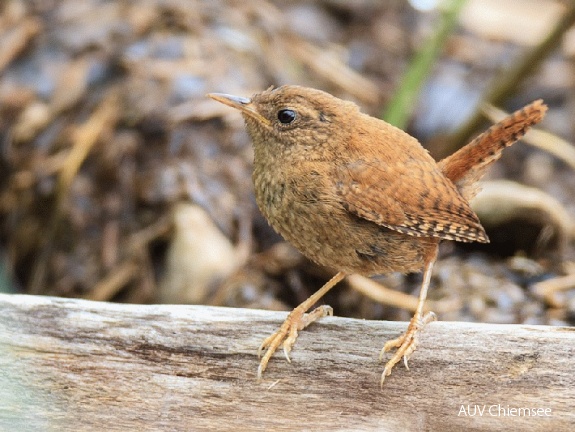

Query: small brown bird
[{"left": 208, "top": 86, "right": 547, "bottom": 386}]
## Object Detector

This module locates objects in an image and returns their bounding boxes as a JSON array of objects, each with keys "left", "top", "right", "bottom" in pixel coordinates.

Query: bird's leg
[
  {"left": 257, "top": 271, "right": 346, "bottom": 379},
  {"left": 379, "top": 245, "right": 438, "bottom": 387}
]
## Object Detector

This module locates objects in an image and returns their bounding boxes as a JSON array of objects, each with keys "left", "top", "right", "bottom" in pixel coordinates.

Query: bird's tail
[{"left": 438, "top": 100, "right": 548, "bottom": 201}]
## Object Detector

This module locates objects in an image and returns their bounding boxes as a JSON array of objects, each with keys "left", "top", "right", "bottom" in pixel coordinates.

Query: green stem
[{"left": 383, "top": 0, "right": 468, "bottom": 129}]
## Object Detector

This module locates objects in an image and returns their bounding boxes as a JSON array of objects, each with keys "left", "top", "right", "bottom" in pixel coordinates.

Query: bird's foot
[
  {"left": 257, "top": 304, "right": 333, "bottom": 379},
  {"left": 379, "top": 311, "right": 437, "bottom": 387}
]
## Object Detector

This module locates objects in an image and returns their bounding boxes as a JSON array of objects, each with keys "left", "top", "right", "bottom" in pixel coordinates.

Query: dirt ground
[{"left": 1, "top": 0, "right": 574, "bottom": 326}]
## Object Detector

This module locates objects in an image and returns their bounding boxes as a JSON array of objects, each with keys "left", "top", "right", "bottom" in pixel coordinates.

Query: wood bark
[{"left": 0, "top": 294, "right": 573, "bottom": 431}]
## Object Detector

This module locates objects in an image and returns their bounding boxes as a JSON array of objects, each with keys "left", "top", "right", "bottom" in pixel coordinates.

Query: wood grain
[{"left": 0, "top": 294, "right": 573, "bottom": 431}]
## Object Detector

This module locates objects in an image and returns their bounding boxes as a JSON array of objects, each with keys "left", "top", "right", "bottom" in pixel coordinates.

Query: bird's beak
[{"left": 207, "top": 93, "right": 270, "bottom": 126}]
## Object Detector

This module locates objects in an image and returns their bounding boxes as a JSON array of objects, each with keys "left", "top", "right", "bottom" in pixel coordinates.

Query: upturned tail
[{"left": 438, "top": 100, "right": 548, "bottom": 201}]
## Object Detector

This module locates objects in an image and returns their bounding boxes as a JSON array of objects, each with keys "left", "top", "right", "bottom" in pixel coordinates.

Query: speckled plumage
[
  {"left": 226, "top": 85, "right": 545, "bottom": 277},
  {"left": 244, "top": 86, "right": 487, "bottom": 276},
  {"left": 208, "top": 86, "right": 547, "bottom": 382}
]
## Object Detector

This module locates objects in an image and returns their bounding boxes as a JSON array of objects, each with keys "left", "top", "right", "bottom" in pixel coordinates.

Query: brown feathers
[{"left": 439, "top": 100, "right": 548, "bottom": 201}]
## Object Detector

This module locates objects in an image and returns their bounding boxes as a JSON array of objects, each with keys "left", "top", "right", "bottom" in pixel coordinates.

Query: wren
[{"left": 208, "top": 86, "right": 547, "bottom": 386}]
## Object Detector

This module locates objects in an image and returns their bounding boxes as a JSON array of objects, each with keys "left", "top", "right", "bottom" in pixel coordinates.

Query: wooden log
[{"left": 0, "top": 293, "right": 573, "bottom": 431}]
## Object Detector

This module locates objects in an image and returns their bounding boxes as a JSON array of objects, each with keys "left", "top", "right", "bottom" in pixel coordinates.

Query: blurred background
[{"left": 1, "top": 0, "right": 575, "bottom": 326}]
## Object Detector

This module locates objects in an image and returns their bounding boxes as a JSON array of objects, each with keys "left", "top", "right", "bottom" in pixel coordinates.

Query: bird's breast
[{"left": 252, "top": 160, "right": 435, "bottom": 276}]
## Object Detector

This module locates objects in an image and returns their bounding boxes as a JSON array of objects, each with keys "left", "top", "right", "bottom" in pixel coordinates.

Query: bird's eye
[{"left": 277, "top": 109, "right": 296, "bottom": 124}]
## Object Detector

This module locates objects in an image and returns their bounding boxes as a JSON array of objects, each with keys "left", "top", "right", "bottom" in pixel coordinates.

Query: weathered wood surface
[{"left": 0, "top": 294, "right": 573, "bottom": 432}]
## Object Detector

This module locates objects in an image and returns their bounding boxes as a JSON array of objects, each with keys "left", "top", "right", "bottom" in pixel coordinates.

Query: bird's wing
[{"left": 335, "top": 159, "right": 488, "bottom": 243}]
